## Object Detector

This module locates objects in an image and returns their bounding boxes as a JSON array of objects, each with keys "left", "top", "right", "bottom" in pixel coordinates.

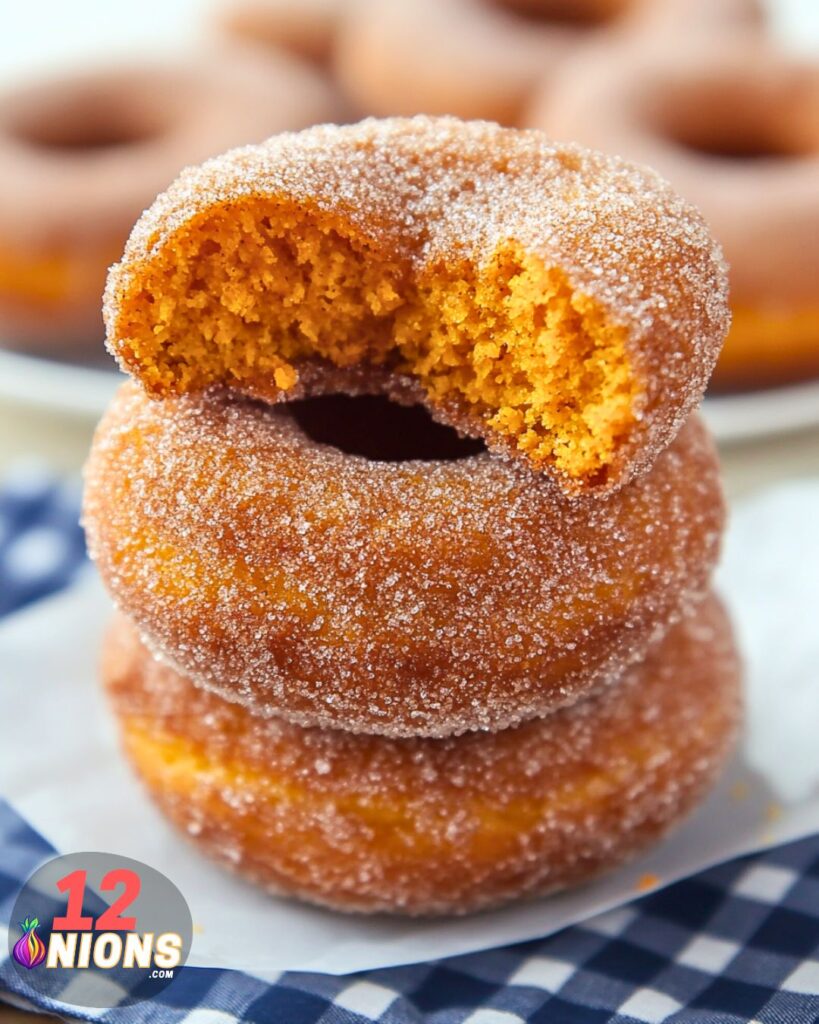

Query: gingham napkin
[{"left": 1, "top": 461, "right": 817, "bottom": 1024}]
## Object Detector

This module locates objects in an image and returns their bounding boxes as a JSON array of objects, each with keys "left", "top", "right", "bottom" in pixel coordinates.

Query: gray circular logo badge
[{"left": 8, "top": 851, "right": 193, "bottom": 1009}]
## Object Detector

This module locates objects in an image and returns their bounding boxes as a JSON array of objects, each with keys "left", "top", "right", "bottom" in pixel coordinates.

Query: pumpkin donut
[
  {"left": 0, "top": 52, "right": 340, "bottom": 355},
  {"left": 83, "top": 382, "right": 724, "bottom": 738},
  {"left": 102, "top": 595, "right": 741, "bottom": 916},
  {"left": 215, "top": 0, "right": 347, "bottom": 64},
  {"left": 528, "top": 41, "right": 819, "bottom": 390},
  {"left": 103, "top": 117, "right": 728, "bottom": 494},
  {"left": 333, "top": 0, "right": 763, "bottom": 126}
]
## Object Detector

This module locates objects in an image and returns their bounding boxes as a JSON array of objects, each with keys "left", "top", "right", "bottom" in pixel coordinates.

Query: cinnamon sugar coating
[
  {"left": 83, "top": 382, "right": 725, "bottom": 737},
  {"left": 102, "top": 596, "right": 741, "bottom": 916},
  {"left": 104, "top": 116, "right": 729, "bottom": 494}
]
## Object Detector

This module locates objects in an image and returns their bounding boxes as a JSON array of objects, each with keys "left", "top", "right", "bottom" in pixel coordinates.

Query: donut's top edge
[{"left": 104, "top": 115, "right": 729, "bottom": 346}]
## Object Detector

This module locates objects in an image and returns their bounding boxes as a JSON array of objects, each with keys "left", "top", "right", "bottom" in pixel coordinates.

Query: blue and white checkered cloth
[{"left": 1, "top": 461, "right": 818, "bottom": 1024}]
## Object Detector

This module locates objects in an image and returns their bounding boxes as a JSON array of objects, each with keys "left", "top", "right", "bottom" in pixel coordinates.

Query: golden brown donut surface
[
  {"left": 528, "top": 41, "right": 819, "bottom": 390},
  {"left": 83, "top": 382, "right": 724, "bottom": 737},
  {"left": 104, "top": 116, "right": 728, "bottom": 494},
  {"left": 102, "top": 595, "right": 741, "bottom": 916},
  {"left": 333, "top": 0, "right": 763, "bottom": 126},
  {"left": 0, "top": 52, "right": 340, "bottom": 354}
]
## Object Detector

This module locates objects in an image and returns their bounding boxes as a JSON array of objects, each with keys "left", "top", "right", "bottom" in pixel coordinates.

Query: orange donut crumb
[{"left": 105, "top": 117, "right": 729, "bottom": 493}]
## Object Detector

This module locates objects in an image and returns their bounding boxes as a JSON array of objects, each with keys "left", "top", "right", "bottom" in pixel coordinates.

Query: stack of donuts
[{"left": 83, "top": 116, "right": 740, "bottom": 916}]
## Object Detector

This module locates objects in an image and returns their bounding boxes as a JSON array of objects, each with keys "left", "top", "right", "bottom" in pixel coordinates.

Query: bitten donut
[
  {"left": 83, "top": 382, "right": 724, "bottom": 738},
  {"left": 104, "top": 117, "right": 729, "bottom": 494},
  {"left": 529, "top": 41, "right": 819, "bottom": 390},
  {"left": 334, "top": 0, "right": 763, "bottom": 126},
  {"left": 216, "top": 0, "right": 347, "bottom": 64},
  {"left": 103, "top": 595, "right": 741, "bottom": 915},
  {"left": 0, "top": 53, "right": 339, "bottom": 354}
]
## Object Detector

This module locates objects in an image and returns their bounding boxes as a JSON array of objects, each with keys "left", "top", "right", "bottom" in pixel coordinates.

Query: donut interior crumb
[{"left": 118, "top": 197, "right": 639, "bottom": 483}]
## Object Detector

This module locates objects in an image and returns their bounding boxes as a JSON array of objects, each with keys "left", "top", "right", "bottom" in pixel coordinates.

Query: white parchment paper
[{"left": 1, "top": 481, "right": 818, "bottom": 976}]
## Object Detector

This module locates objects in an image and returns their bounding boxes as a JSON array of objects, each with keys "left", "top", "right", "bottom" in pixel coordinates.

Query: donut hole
[
  {"left": 289, "top": 394, "right": 485, "bottom": 462},
  {"left": 668, "top": 119, "right": 812, "bottom": 161},
  {"left": 658, "top": 80, "right": 819, "bottom": 162},
  {"left": 7, "top": 84, "right": 167, "bottom": 153},
  {"left": 496, "top": 0, "right": 628, "bottom": 27},
  {"left": 16, "top": 118, "right": 153, "bottom": 153},
  {"left": 116, "top": 197, "right": 638, "bottom": 486}
]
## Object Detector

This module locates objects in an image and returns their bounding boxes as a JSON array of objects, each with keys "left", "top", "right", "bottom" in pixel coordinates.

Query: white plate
[
  {"left": 702, "top": 378, "right": 819, "bottom": 444},
  {"left": 0, "top": 348, "right": 122, "bottom": 418}
]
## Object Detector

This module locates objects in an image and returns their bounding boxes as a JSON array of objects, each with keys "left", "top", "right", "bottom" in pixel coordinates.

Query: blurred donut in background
[
  {"left": 216, "top": 0, "right": 347, "bottom": 64},
  {"left": 333, "top": 0, "right": 764, "bottom": 126},
  {"left": 0, "top": 50, "right": 340, "bottom": 356},
  {"left": 528, "top": 40, "right": 819, "bottom": 391},
  {"left": 633, "top": 0, "right": 764, "bottom": 37}
]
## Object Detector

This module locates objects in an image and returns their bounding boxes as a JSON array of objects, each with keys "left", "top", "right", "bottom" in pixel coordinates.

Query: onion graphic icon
[{"left": 12, "top": 916, "right": 46, "bottom": 969}]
